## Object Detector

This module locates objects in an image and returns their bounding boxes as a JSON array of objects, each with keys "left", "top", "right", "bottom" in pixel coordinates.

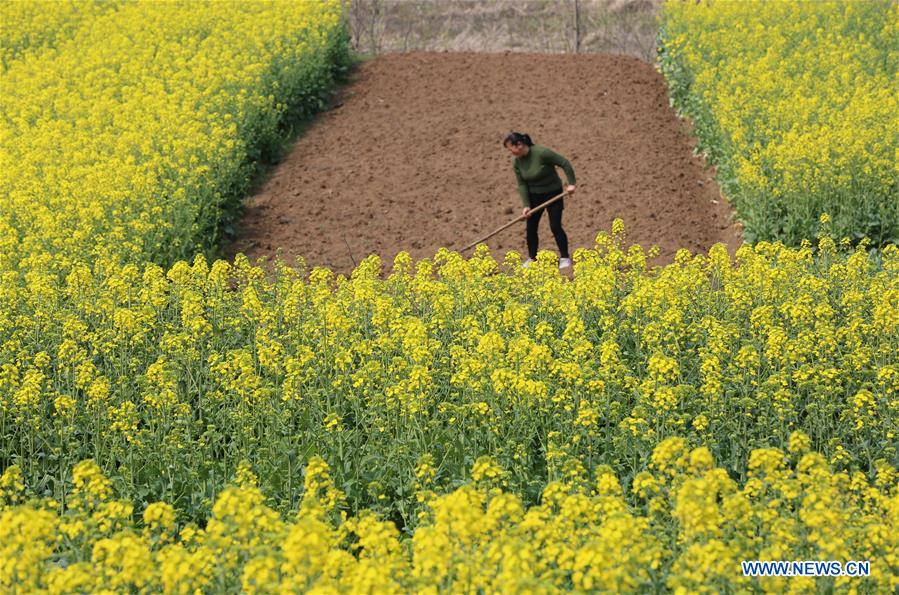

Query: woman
[{"left": 504, "top": 131, "right": 576, "bottom": 269}]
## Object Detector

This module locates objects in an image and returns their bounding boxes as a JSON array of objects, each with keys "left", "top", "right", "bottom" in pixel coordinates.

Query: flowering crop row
[
  {"left": 0, "top": 0, "right": 350, "bottom": 279},
  {"left": 2, "top": 221, "right": 896, "bottom": 533},
  {"left": 657, "top": 0, "right": 898, "bottom": 248},
  {"left": 3, "top": 436, "right": 897, "bottom": 593},
  {"left": 0, "top": 0, "right": 128, "bottom": 70}
]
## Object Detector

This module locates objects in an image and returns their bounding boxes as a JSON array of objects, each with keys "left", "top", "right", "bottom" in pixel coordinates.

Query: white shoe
[
  {"left": 559, "top": 257, "right": 572, "bottom": 269},
  {"left": 522, "top": 258, "right": 534, "bottom": 268}
]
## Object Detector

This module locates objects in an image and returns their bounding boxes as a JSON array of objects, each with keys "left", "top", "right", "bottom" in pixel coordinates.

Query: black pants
[{"left": 527, "top": 187, "right": 569, "bottom": 259}]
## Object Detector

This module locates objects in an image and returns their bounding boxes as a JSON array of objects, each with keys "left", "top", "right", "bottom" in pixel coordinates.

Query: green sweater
[{"left": 513, "top": 144, "right": 576, "bottom": 207}]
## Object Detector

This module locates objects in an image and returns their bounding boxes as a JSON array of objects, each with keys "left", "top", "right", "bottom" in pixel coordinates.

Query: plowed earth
[{"left": 222, "top": 52, "right": 743, "bottom": 276}]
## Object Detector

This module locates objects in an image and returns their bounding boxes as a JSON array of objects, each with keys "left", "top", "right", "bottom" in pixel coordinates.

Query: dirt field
[{"left": 222, "top": 52, "right": 743, "bottom": 276}]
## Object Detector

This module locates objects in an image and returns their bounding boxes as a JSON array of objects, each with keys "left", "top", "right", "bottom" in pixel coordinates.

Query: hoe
[{"left": 459, "top": 187, "right": 569, "bottom": 253}]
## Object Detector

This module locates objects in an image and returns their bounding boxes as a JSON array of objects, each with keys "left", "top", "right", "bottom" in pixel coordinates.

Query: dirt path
[{"left": 221, "top": 52, "right": 742, "bottom": 276}]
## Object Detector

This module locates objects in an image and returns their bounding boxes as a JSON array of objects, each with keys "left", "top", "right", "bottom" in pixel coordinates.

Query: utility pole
[{"left": 574, "top": 0, "right": 582, "bottom": 53}]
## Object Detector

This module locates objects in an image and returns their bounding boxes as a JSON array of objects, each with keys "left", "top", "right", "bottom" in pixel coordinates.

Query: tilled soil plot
[{"left": 222, "top": 52, "right": 742, "bottom": 276}]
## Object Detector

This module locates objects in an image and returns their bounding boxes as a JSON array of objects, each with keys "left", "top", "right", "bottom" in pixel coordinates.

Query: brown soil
[{"left": 222, "top": 52, "right": 742, "bottom": 277}]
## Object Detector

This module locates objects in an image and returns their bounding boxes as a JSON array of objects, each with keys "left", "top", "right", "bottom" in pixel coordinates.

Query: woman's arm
[
  {"left": 514, "top": 160, "right": 529, "bottom": 207},
  {"left": 542, "top": 146, "right": 576, "bottom": 186}
]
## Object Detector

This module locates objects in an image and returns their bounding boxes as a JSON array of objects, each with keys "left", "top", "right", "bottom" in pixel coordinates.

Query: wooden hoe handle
[{"left": 459, "top": 188, "right": 568, "bottom": 253}]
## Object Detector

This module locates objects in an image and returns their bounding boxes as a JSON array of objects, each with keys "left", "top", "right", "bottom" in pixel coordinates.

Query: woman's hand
[
  {"left": 565, "top": 184, "right": 576, "bottom": 195},
  {"left": 522, "top": 207, "right": 531, "bottom": 218}
]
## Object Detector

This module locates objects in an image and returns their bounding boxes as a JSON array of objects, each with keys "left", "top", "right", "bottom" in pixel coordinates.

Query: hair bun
[{"left": 503, "top": 131, "right": 534, "bottom": 147}]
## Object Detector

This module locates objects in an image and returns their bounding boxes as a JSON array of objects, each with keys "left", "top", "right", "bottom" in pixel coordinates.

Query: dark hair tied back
[{"left": 504, "top": 131, "right": 533, "bottom": 147}]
